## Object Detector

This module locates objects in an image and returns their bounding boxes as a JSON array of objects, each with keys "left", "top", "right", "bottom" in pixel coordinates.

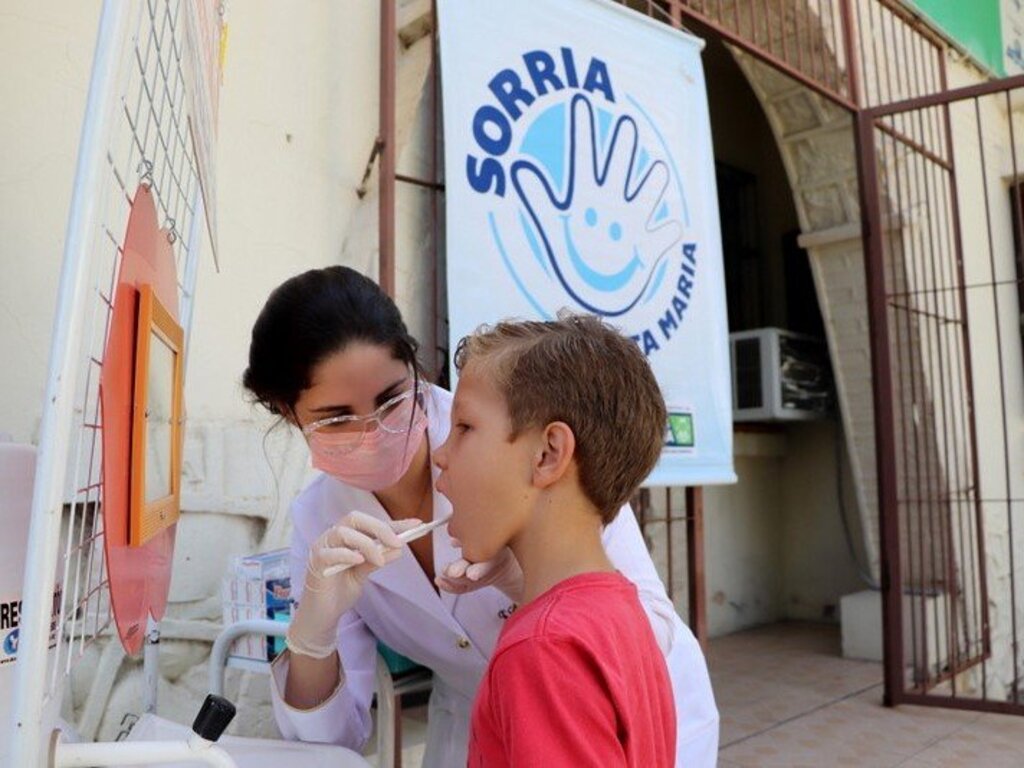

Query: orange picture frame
[{"left": 129, "top": 283, "right": 185, "bottom": 548}]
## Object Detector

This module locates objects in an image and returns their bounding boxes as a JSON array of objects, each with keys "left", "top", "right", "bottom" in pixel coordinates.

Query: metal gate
[
  {"left": 857, "top": 74, "right": 1024, "bottom": 714},
  {"left": 379, "top": 0, "right": 1024, "bottom": 716}
]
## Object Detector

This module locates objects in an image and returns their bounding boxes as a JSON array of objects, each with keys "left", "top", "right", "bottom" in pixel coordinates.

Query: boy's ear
[{"left": 532, "top": 421, "right": 576, "bottom": 489}]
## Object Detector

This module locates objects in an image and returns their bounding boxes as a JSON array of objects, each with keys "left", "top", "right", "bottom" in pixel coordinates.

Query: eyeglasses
[{"left": 301, "top": 384, "right": 425, "bottom": 439}]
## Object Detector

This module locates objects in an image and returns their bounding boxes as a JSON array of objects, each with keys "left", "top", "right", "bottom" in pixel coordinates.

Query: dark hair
[
  {"left": 242, "top": 266, "right": 420, "bottom": 417},
  {"left": 454, "top": 313, "right": 667, "bottom": 524}
]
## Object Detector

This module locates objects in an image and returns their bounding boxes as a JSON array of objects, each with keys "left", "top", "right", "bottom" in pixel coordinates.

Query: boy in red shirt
[{"left": 434, "top": 314, "right": 676, "bottom": 767}]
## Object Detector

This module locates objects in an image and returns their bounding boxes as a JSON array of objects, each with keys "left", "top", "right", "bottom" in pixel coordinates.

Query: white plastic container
[
  {"left": 0, "top": 437, "right": 62, "bottom": 761},
  {"left": 0, "top": 439, "right": 37, "bottom": 664}
]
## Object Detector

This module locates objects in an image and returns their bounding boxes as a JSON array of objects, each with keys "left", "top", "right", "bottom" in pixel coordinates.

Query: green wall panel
[{"left": 908, "top": 0, "right": 1004, "bottom": 75}]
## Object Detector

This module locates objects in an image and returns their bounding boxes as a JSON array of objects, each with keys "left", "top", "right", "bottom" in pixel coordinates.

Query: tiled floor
[
  {"left": 377, "top": 621, "right": 1024, "bottom": 766},
  {"left": 709, "top": 622, "right": 1024, "bottom": 767}
]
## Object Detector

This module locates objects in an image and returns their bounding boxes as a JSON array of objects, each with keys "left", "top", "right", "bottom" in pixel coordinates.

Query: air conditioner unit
[{"left": 730, "top": 328, "right": 833, "bottom": 422}]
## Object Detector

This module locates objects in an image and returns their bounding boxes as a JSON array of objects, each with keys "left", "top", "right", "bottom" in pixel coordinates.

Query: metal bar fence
[
  {"left": 858, "top": 74, "right": 1024, "bottom": 715},
  {"left": 11, "top": 1, "right": 208, "bottom": 762}
]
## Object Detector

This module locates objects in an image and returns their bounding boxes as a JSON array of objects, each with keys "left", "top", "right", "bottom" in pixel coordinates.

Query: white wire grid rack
[{"left": 11, "top": 1, "right": 209, "bottom": 763}]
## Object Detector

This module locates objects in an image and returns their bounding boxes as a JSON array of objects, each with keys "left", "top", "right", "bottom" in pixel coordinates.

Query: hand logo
[{"left": 511, "top": 93, "right": 682, "bottom": 316}]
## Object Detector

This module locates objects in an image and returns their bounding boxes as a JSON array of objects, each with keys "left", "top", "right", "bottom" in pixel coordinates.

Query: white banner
[
  {"left": 182, "top": 0, "right": 225, "bottom": 265},
  {"left": 437, "top": 0, "right": 735, "bottom": 486}
]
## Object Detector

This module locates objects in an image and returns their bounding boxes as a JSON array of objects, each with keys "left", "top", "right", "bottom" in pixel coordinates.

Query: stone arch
[
  {"left": 724, "top": 6, "right": 959, "bottom": 619},
  {"left": 727, "top": 43, "right": 882, "bottom": 582}
]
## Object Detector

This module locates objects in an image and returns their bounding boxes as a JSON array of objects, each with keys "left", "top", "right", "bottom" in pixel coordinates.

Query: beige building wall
[
  {"left": 3, "top": 0, "right": 1021, "bottom": 743},
  {"left": 945, "top": 55, "right": 1024, "bottom": 701},
  {"left": 0, "top": 0, "right": 437, "bottom": 740}
]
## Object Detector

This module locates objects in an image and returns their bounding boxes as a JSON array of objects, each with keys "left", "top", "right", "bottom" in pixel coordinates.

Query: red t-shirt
[{"left": 468, "top": 571, "right": 676, "bottom": 767}]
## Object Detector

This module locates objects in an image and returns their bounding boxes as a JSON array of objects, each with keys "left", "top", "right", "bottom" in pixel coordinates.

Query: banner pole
[{"left": 686, "top": 486, "right": 707, "bottom": 650}]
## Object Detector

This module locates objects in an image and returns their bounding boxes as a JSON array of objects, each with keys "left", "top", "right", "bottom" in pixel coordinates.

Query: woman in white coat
[{"left": 243, "top": 267, "right": 718, "bottom": 767}]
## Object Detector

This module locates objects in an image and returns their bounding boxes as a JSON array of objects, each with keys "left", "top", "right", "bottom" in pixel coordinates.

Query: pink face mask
[{"left": 305, "top": 393, "right": 429, "bottom": 492}]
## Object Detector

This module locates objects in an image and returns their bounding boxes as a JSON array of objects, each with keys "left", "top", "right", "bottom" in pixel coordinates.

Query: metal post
[
  {"left": 379, "top": 0, "right": 397, "bottom": 297},
  {"left": 143, "top": 618, "right": 161, "bottom": 714},
  {"left": 685, "top": 486, "right": 707, "bottom": 651},
  {"left": 853, "top": 108, "right": 904, "bottom": 706},
  {"left": 838, "top": 0, "right": 862, "bottom": 106},
  {"left": 430, "top": 0, "right": 442, "bottom": 380}
]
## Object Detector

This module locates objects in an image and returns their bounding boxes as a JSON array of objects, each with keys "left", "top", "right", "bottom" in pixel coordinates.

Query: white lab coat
[{"left": 270, "top": 386, "right": 718, "bottom": 767}]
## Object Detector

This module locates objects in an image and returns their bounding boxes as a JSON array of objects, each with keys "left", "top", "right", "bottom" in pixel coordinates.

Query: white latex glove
[
  {"left": 435, "top": 540, "right": 524, "bottom": 604},
  {"left": 287, "top": 511, "right": 422, "bottom": 659}
]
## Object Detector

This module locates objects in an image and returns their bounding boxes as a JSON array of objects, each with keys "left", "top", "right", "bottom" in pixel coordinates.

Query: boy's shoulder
[{"left": 494, "top": 571, "right": 641, "bottom": 658}]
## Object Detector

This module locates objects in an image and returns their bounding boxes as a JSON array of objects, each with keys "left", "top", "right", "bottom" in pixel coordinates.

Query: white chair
[
  {"left": 208, "top": 619, "right": 433, "bottom": 768},
  {"left": 118, "top": 712, "right": 371, "bottom": 768},
  {"left": 371, "top": 651, "right": 433, "bottom": 768}
]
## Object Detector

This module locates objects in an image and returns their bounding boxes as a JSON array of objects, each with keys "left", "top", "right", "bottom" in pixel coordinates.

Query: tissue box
[{"left": 222, "top": 549, "right": 292, "bottom": 663}]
